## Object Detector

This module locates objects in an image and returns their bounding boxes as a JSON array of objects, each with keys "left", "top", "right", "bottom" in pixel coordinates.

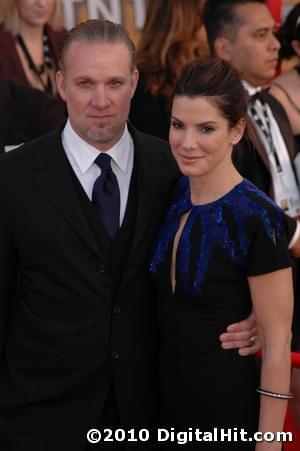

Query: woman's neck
[
  {"left": 18, "top": 21, "right": 44, "bottom": 42},
  {"left": 189, "top": 161, "right": 242, "bottom": 206}
]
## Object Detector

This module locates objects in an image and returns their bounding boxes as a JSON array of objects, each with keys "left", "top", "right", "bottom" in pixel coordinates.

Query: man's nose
[
  {"left": 269, "top": 31, "right": 280, "bottom": 51},
  {"left": 91, "top": 86, "right": 111, "bottom": 109}
]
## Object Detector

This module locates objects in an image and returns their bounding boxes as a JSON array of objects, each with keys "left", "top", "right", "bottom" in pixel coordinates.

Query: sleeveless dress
[{"left": 150, "top": 177, "right": 291, "bottom": 449}]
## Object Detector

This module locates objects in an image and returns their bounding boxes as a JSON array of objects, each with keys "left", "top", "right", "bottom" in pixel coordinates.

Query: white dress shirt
[
  {"left": 62, "top": 119, "right": 134, "bottom": 226},
  {"left": 243, "top": 81, "right": 300, "bottom": 247}
]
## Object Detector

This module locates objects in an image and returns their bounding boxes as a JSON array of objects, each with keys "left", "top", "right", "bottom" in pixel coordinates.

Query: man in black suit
[
  {"left": 204, "top": 0, "right": 300, "bottom": 256},
  {"left": 0, "top": 73, "right": 66, "bottom": 153},
  {"left": 0, "top": 19, "right": 257, "bottom": 451}
]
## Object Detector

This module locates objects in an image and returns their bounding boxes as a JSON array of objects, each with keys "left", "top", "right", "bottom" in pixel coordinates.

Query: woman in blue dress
[{"left": 150, "top": 60, "right": 293, "bottom": 450}]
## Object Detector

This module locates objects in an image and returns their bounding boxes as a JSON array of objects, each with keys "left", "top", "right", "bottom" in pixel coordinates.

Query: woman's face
[
  {"left": 169, "top": 95, "right": 244, "bottom": 178},
  {"left": 195, "top": 24, "right": 207, "bottom": 45},
  {"left": 17, "top": 0, "right": 55, "bottom": 27}
]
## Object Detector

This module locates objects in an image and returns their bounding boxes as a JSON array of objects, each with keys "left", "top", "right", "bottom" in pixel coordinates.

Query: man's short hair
[
  {"left": 59, "top": 19, "right": 136, "bottom": 73},
  {"left": 203, "top": 0, "right": 265, "bottom": 56}
]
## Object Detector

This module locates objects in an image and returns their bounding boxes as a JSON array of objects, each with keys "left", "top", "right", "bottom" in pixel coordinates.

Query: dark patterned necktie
[
  {"left": 249, "top": 89, "right": 266, "bottom": 105},
  {"left": 92, "top": 153, "right": 120, "bottom": 238},
  {"left": 249, "top": 90, "right": 282, "bottom": 173}
]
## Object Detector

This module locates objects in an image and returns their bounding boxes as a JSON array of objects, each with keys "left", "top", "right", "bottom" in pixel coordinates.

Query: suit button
[
  {"left": 98, "top": 264, "right": 106, "bottom": 273},
  {"left": 111, "top": 351, "right": 120, "bottom": 360},
  {"left": 113, "top": 306, "right": 121, "bottom": 315}
]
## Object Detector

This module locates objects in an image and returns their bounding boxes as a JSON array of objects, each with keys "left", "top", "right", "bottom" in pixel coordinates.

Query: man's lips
[
  {"left": 87, "top": 114, "right": 114, "bottom": 120},
  {"left": 266, "top": 58, "right": 278, "bottom": 65}
]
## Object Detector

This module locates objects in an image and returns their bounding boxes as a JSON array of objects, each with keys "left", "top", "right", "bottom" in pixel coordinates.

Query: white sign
[{"left": 61, "top": 0, "right": 146, "bottom": 30}]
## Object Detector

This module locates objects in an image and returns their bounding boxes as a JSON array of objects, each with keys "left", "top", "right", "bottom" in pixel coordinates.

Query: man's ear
[
  {"left": 130, "top": 68, "right": 139, "bottom": 99},
  {"left": 214, "top": 37, "right": 234, "bottom": 63},
  {"left": 56, "top": 71, "right": 66, "bottom": 102}
]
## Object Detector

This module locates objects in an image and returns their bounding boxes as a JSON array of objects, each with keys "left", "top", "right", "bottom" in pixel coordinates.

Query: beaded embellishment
[{"left": 150, "top": 178, "right": 283, "bottom": 297}]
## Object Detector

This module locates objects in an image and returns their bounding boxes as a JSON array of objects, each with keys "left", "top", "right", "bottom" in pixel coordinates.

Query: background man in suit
[
  {"left": 0, "top": 19, "right": 257, "bottom": 451},
  {"left": 204, "top": 0, "right": 300, "bottom": 257}
]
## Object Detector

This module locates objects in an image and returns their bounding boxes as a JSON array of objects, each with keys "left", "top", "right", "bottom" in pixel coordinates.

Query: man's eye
[
  {"left": 78, "top": 80, "right": 91, "bottom": 87},
  {"left": 111, "top": 80, "right": 122, "bottom": 87},
  {"left": 256, "top": 31, "right": 267, "bottom": 39}
]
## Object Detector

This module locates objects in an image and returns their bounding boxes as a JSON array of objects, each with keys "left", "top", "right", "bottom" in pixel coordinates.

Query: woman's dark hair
[
  {"left": 277, "top": 3, "right": 300, "bottom": 60},
  {"left": 172, "top": 59, "right": 247, "bottom": 127}
]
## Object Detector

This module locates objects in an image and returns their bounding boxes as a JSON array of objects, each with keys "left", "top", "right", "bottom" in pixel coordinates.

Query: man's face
[
  {"left": 216, "top": 3, "right": 280, "bottom": 86},
  {"left": 56, "top": 41, "right": 138, "bottom": 150}
]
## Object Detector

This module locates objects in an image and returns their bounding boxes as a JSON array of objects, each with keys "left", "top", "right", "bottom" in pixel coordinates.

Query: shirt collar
[
  {"left": 242, "top": 80, "right": 262, "bottom": 97},
  {"left": 63, "top": 119, "right": 132, "bottom": 175}
]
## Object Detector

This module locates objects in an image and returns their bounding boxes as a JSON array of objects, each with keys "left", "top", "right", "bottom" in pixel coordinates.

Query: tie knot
[
  {"left": 249, "top": 90, "right": 266, "bottom": 105},
  {"left": 94, "top": 153, "right": 112, "bottom": 171}
]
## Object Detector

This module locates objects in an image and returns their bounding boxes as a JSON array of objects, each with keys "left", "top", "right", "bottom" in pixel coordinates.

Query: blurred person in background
[
  {"left": 0, "top": 73, "right": 66, "bottom": 153},
  {"left": 129, "top": 0, "right": 208, "bottom": 140},
  {"left": 0, "top": 0, "right": 66, "bottom": 96},
  {"left": 270, "top": 3, "right": 300, "bottom": 148}
]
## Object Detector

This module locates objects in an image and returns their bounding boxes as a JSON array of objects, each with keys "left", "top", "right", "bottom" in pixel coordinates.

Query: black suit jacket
[
  {"left": 247, "top": 91, "right": 297, "bottom": 173},
  {"left": 0, "top": 74, "right": 66, "bottom": 152},
  {"left": 0, "top": 125, "right": 179, "bottom": 450}
]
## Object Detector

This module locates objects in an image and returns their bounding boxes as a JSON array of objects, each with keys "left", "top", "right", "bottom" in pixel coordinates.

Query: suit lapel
[
  {"left": 247, "top": 90, "right": 296, "bottom": 173},
  {"left": 31, "top": 128, "right": 103, "bottom": 261},
  {"left": 265, "top": 91, "right": 296, "bottom": 161},
  {"left": 119, "top": 126, "right": 172, "bottom": 290},
  {"left": 131, "top": 140, "right": 161, "bottom": 255},
  {"left": 247, "top": 114, "right": 271, "bottom": 172},
  {"left": 0, "top": 75, "right": 11, "bottom": 153}
]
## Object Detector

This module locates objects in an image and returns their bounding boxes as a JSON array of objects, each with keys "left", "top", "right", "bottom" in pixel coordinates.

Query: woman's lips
[{"left": 180, "top": 154, "right": 204, "bottom": 163}]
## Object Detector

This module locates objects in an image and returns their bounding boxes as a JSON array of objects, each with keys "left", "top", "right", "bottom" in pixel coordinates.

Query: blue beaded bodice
[{"left": 150, "top": 177, "right": 284, "bottom": 297}]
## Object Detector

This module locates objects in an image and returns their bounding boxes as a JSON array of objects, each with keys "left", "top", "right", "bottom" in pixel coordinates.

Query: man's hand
[
  {"left": 219, "top": 311, "right": 260, "bottom": 356},
  {"left": 290, "top": 234, "right": 300, "bottom": 258}
]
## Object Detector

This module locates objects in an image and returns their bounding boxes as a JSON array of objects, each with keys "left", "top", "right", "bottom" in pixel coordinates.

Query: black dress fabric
[{"left": 150, "top": 177, "right": 291, "bottom": 449}]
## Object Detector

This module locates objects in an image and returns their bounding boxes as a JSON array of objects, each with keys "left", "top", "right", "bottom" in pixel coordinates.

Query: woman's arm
[{"left": 248, "top": 267, "right": 293, "bottom": 450}]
